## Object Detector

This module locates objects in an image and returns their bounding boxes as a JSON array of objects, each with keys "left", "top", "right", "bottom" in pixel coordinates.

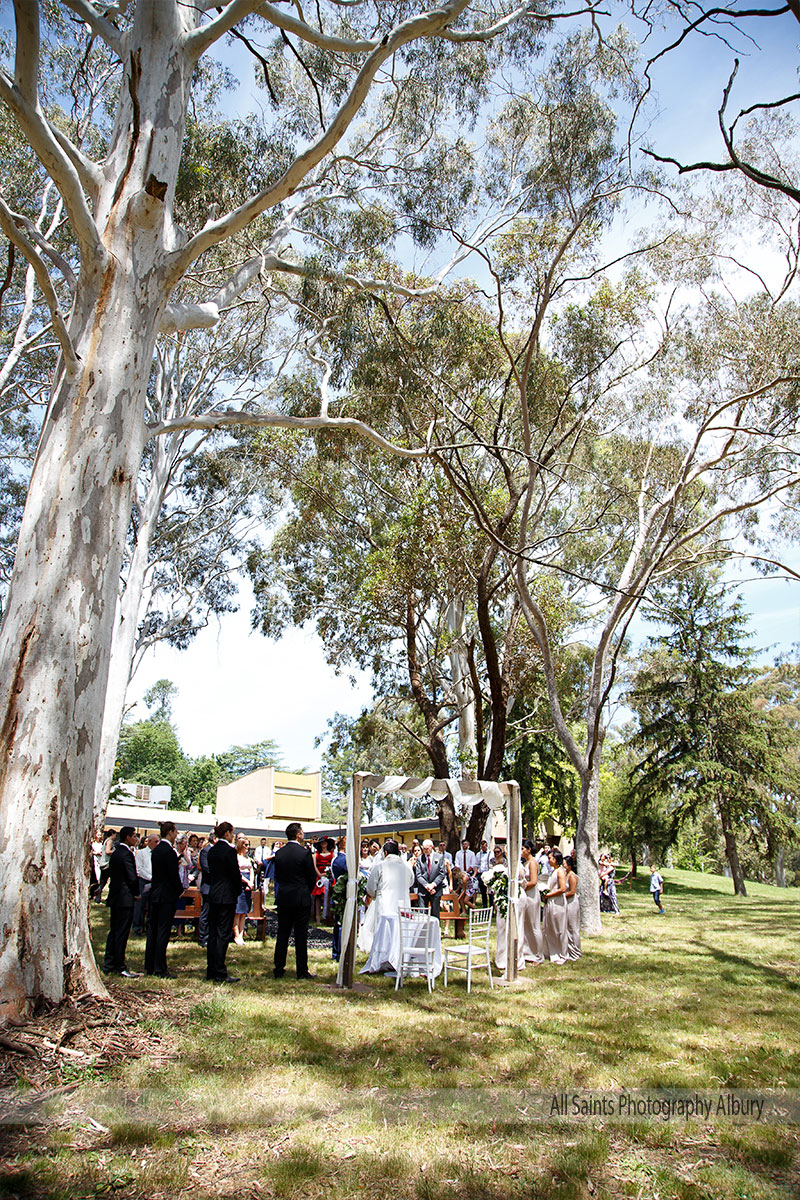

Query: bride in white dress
[{"left": 358, "top": 841, "right": 413, "bottom": 958}]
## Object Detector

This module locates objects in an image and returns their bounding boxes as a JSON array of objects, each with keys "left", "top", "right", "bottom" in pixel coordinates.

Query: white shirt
[
  {"left": 455, "top": 848, "right": 477, "bottom": 873},
  {"left": 537, "top": 851, "right": 551, "bottom": 879},
  {"left": 135, "top": 846, "right": 152, "bottom": 882},
  {"left": 253, "top": 845, "right": 269, "bottom": 865},
  {"left": 476, "top": 849, "right": 491, "bottom": 874}
]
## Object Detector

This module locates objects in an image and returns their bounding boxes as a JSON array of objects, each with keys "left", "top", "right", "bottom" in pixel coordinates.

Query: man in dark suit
[
  {"left": 103, "top": 826, "right": 140, "bottom": 976},
  {"left": 205, "top": 822, "right": 242, "bottom": 983},
  {"left": 144, "top": 821, "right": 184, "bottom": 978},
  {"left": 413, "top": 838, "right": 447, "bottom": 918},
  {"left": 272, "top": 822, "right": 317, "bottom": 980},
  {"left": 197, "top": 831, "right": 216, "bottom": 948}
]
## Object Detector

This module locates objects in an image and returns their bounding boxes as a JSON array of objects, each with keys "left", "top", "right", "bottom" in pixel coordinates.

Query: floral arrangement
[
  {"left": 330, "top": 872, "right": 367, "bottom": 923},
  {"left": 481, "top": 866, "right": 509, "bottom": 917}
]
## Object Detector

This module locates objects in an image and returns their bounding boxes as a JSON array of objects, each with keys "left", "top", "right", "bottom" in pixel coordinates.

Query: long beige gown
[
  {"left": 518, "top": 861, "right": 544, "bottom": 964},
  {"left": 543, "top": 867, "right": 569, "bottom": 963},
  {"left": 565, "top": 874, "right": 582, "bottom": 961}
]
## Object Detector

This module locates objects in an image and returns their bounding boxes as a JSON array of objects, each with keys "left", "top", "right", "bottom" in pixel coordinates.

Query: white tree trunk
[
  {"left": 92, "top": 456, "right": 168, "bottom": 832},
  {"left": 445, "top": 598, "right": 476, "bottom": 775},
  {"left": 575, "top": 759, "right": 602, "bottom": 935},
  {"left": 0, "top": 3, "right": 193, "bottom": 1021}
]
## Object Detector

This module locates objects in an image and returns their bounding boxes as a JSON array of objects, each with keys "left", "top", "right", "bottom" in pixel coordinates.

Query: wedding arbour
[{"left": 336, "top": 774, "right": 522, "bottom": 989}]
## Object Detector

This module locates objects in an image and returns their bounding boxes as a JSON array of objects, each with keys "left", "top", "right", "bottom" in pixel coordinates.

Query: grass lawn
[{"left": 1, "top": 868, "right": 798, "bottom": 1199}]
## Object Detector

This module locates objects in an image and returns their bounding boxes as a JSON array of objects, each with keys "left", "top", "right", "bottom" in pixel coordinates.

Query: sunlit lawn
[{"left": 2, "top": 869, "right": 798, "bottom": 1199}]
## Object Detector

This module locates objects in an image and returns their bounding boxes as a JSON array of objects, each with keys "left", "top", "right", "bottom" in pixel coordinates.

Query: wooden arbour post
[{"left": 339, "top": 773, "right": 362, "bottom": 989}]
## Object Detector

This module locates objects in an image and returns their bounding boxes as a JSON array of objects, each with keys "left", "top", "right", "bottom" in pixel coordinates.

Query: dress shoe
[
  {"left": 120, "top": 969, "right": 141, "bottom": 978},
  {"left": 296, "top": 972, "right": 317, "bottom": 980},
  {"left": 272, "top": 969, "right": 285, "bottom": 979},
  {"left": 154, "top": 971, "right": 177, "bottom": 979},
  {"left": 101, "top": 967, "right": 120, "bottom": 975},
  {"left": 214, "top": 975, "right": 240, "bottom": 984}
]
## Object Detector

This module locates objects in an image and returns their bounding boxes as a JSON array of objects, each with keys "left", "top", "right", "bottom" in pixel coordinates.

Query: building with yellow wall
[{"left": 216, "top": 767, "right": 321, "bottom": 827}]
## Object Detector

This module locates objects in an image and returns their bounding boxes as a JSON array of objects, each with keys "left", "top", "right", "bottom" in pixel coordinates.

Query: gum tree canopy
[{"left": 0, "top": 0, "right": 557, "bottom": 1021}]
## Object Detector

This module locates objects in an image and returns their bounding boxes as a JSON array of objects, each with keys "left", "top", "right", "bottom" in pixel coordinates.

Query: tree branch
[
  {"left": 0, "top": 197, "right": 80, "bottom": 378},
  {"left": 1, "top": 5, "right": 103, "bottom": 261},
  {"left": 147, "top": 409, "right": 428, "bottom": 459},
  {"left": 61, "top": 0, "right": 125, "bottom": 57},
  {"left": 169, "top": 0, "right": 471, "bottom": 281}
]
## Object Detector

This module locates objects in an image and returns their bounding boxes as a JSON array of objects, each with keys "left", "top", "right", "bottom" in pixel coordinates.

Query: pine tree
[{"left": 628, "top": 573, "right": 799, "bottom": 895}]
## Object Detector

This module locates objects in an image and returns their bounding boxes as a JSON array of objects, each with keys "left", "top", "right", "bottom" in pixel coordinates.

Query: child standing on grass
[{"left": 650, "top": 865, "right": 665, "bottom": 913}]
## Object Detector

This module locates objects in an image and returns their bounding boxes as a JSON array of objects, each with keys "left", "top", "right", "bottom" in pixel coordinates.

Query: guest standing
[
  {"left": 197, "top": 831, "right": 216, "bottom": 948},
  {"left": 144, "top": 821, "right": 184, "bottom": 978},
  {"left": 330, "top": 836, "right": 348, "bottom": 962},
  {"left": 272, "top": 823, "right": 317, "bottom": 980},
  {"left": 132, "top": 833, "right": 158, "bottom": 934},
  {"left": 232, "top": 836, "right": 253, "bottom": 945},
  {"left": 542, "top": 849, "right": 569, "bottom": 965},
  {"left": 518, "top": 840, "right": 544, "bottom": 964},
  {"left": 413, "top": 839, "right": 447, "bottom": 919},
  {"left": 206, "top": 822, "right": 242, "bottom": 983},
  {"left": 564, "top": 854, "right": 582, "bottom": 960},
  {"left": 103, "top": 826, "right": 140, "bottom": 976}
]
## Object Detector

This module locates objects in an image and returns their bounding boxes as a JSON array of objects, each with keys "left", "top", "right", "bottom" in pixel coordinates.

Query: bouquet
[
  {"left": 481, "top": 866, "right": 509, "bottom": 917},
  {"left": 330, "top": 873, "right": 367, "bottom": 923}
]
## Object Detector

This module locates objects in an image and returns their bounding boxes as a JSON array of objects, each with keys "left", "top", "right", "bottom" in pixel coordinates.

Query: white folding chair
[
  {"left": 442, "top": 906, "right": 493, "bottom": 993},
  {"left": 396, "top": 906, "right": 436, "bottom": 993}
]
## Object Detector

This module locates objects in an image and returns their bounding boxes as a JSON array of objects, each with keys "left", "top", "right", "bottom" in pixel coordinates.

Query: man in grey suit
[{"left": 413, "top": 838, "right": 447, "bottom": 918}]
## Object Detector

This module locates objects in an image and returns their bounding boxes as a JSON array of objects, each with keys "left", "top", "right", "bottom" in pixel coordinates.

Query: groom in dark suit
[
  {"left": 413, "top": 838, "right": 447, "bottom": 918},
  {"left": 144, "top": 821, "right": 184, "bottom": 978},
  {"left": 272, "top": 822, "right": 317, "bottom": 980},
  {"left": 103, "top": 826, "right": 140, "bottom": 976},
  {"left": 205, "top": 822, "right": 242, "bottom": 983}
]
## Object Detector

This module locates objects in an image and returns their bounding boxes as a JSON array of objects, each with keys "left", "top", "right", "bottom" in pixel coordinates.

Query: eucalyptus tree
[
  {"left": 248, "top": 286, "right": 542, "bottom": 849},
  {"left": 0, "top": 0, "right": 563, "bottom": 1018},
  {"left": 353, "top": 30, "right": 800, "bottom": 930},
  {"left": 93, "top": 317, "right": 280, "bottom": 832}
]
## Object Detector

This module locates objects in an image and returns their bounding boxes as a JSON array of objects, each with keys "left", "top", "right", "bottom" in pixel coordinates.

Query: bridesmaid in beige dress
[
  {"left": 564, "top": 854, "right": 582, "bottom": 961},
  {"left": 543, "top": 849, "right": 569, "bottom": 964},
  {"left": 519, "top": 840, "right": 544, "bottom": 964}
]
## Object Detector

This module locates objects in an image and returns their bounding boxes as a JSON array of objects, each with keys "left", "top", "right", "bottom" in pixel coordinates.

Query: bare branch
[
  {"left": 147, "top": 409, "right": 428, "bottom": 459},
  {"left": 1, "top": 6, "right": 103, "bottom": 261},
  {"left": 61, "top": 0, "right": 125, "bottom": 56},
  {"left": 0, "top": 198, "right": 79, "bottom": 378}
]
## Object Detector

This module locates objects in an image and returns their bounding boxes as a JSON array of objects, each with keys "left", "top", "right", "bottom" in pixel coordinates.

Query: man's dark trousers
[
  {"left": 104, "top": 842, "right": 139, "bottom": 972},
  {"left": 144, "top": 838, "right": 184, "bottom": 976},
  {"left": 104, "top": 904, "right": 134, "bottom": 973},
  {"left": 145, "top": 901, "right": 175, "bottom": 976},
  {"left": 207, "top": 902, "right": 236, "bottom": 980},
  {"left": 274, "top": 900, "right": 311, "bottom": 977}
]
